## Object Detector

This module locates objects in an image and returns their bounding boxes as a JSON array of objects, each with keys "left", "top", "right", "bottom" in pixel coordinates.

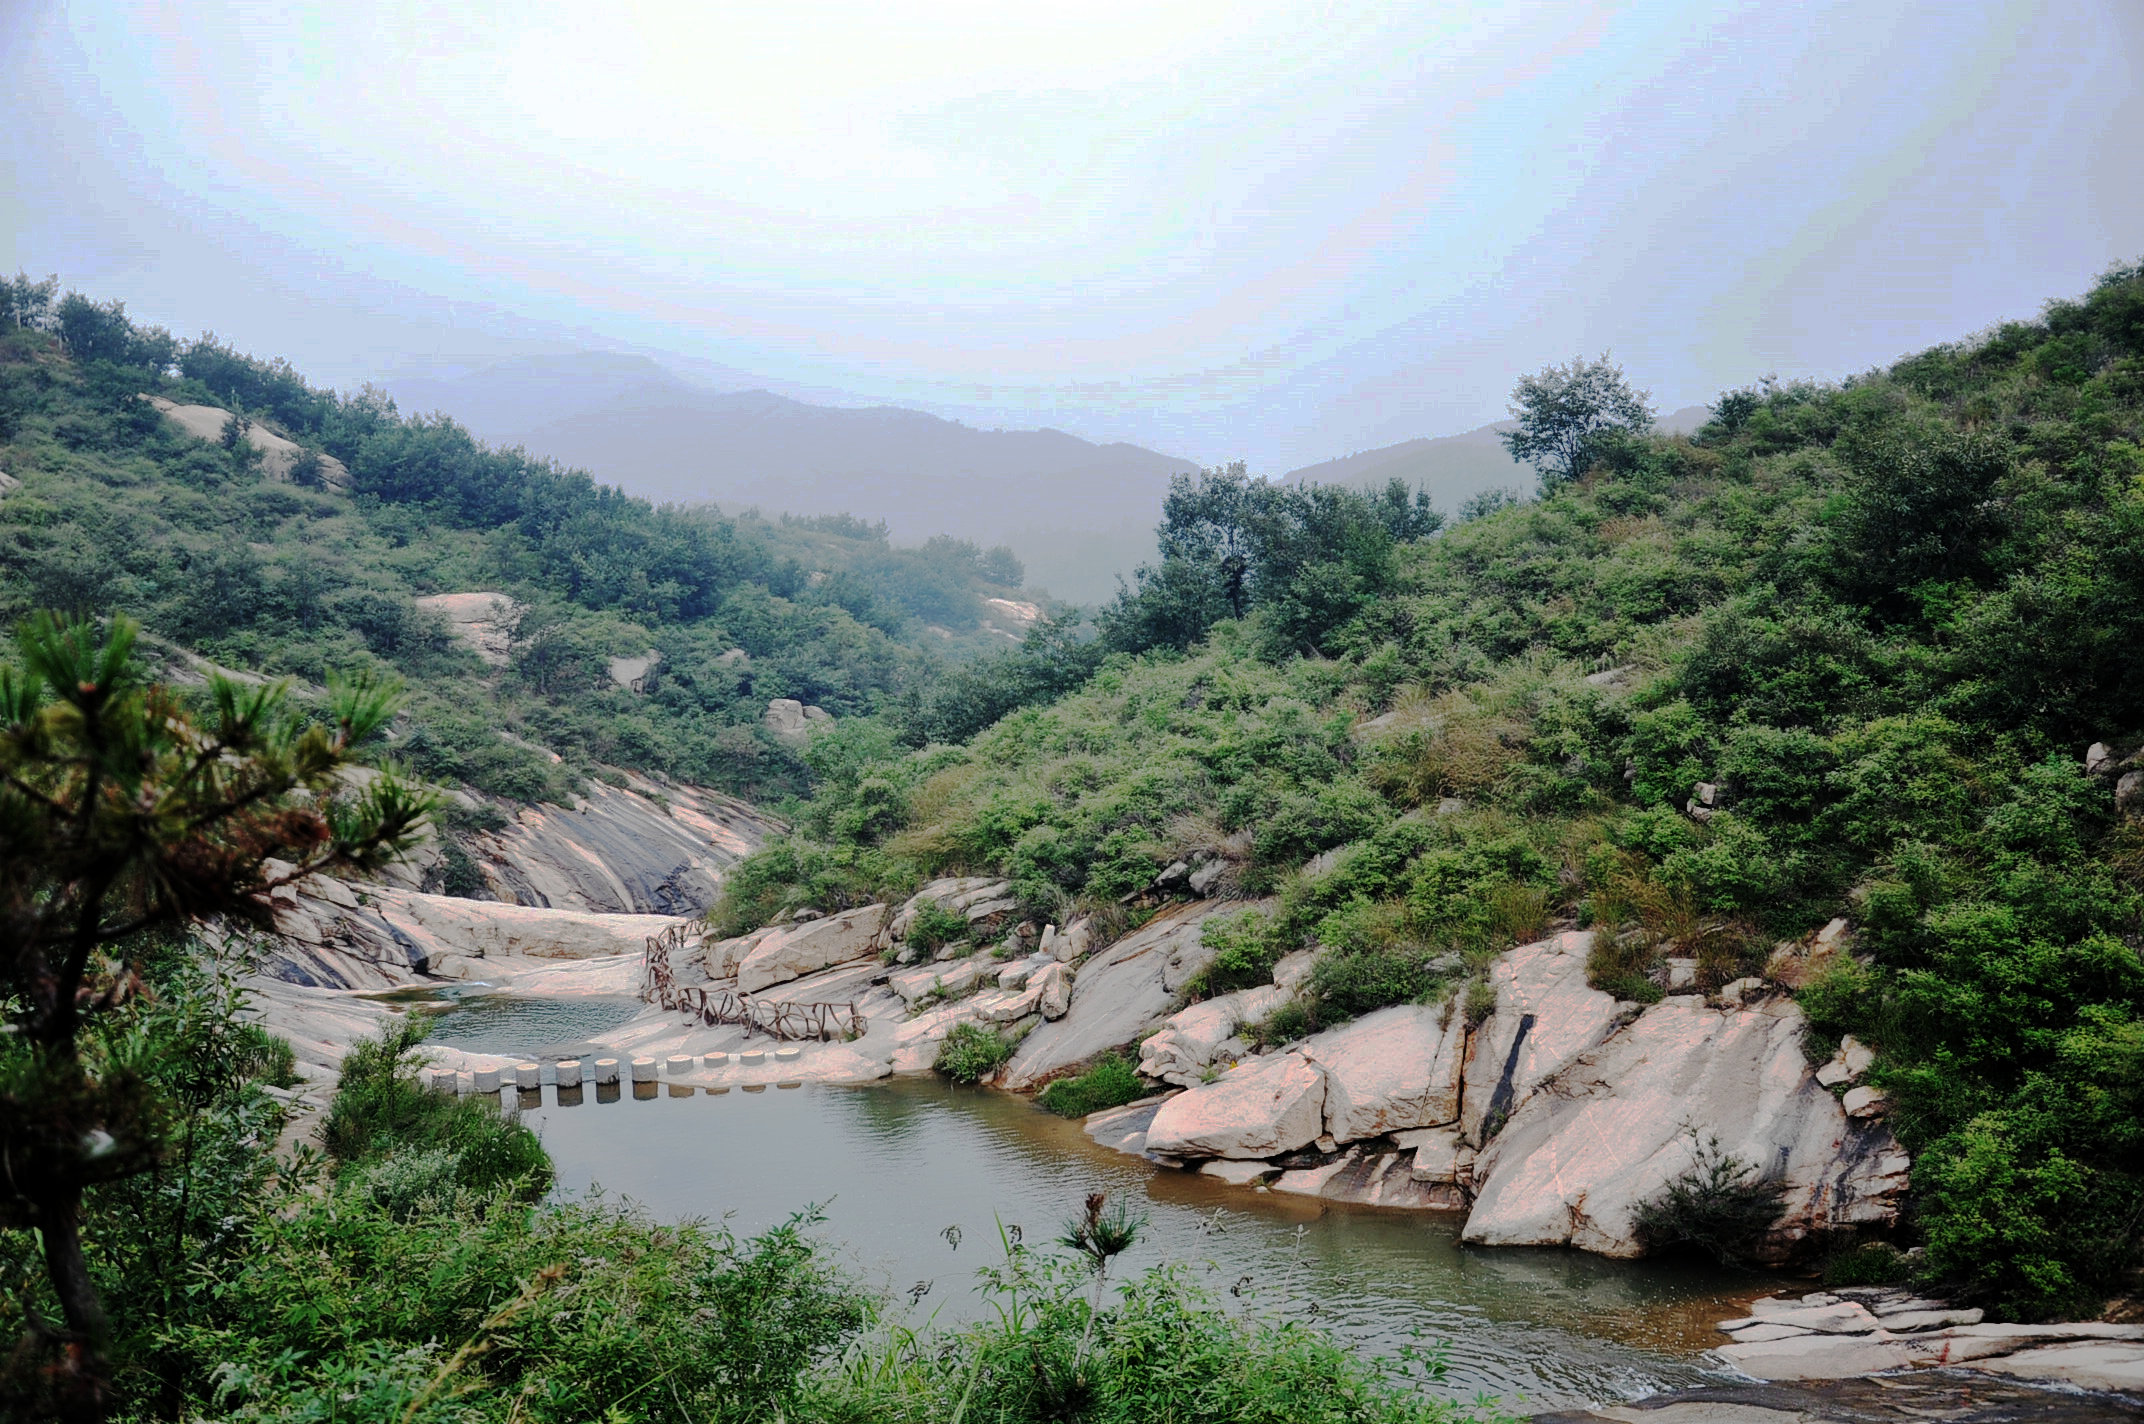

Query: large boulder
[
  {"left": 888, "top": 877, "right": 1018, "bottom": 940},
  {"left": 703, "top": 926, "right": 777, "bottom": 981},
  {"left": 1303, "top": 1004, "right": 1464, "bottom": 1141},
  {"left": 1463, "top": 997, "right": 1910, "bottom": 1260},
  {"left": 736, "top": 905, "right": 888, "bottom": 991},
  {"left": 1139, "top": 984, "right": 1286, "bottom": 1087},
  {"left": 1143, "top": 1052, "right": 1326, "bottom": 1160},
  {"left": 999, "top": 900, "right": 1265, "bottom": 1092},
  {"left": 763, "top": 699, "right": 833, "bottom": 742},
  {"left": 1460, "top": 930, "right": 1620, "bottom": 1144}
]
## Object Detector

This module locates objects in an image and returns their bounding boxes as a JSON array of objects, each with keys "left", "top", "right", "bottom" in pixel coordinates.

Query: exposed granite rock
[
  {"left": 462, "top": 773, "right": 777, "bottom": 914},
  {"left": 1465, "top": 998, "right": 1909, "bottom": 1260},
  {"left": 999, "top": 900, "right": 1268, "bottom": 1092},
  {"left": 1530, "top": 1372, "right": 2144, "bottom": 1424},
  {"left": 1708, "top": 1287, "right": 2144, "bottom": 1392},
  {"left": 1139, "top": 984, "right": 1287, "bottom": 1087},
  {"left": 736, "top": 904, "right": 888, "bottom": 991},
  {"left": 147, "top": 396, "right": 352, "bottom": 488},
  {"left": 412, "top": 592, "right": 521, "bottom": 667},
  {"left": 1144, "top": 1051, "right": 1325, "bottom": 1159},
  {"left": 1460, "top": 929, "right": 1619, "bottom": 1145},
  {"left": 1304, "top": 1003, "right": 1464, "bottom": 1141}
]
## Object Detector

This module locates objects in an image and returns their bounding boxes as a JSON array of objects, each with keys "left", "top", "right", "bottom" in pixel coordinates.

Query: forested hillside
[
  {"left": 717, "top": 264, "right": 2144, "bottom": 1317},
  {"left": 0, "top": 282, "right": 1039, "bottom": 804}
]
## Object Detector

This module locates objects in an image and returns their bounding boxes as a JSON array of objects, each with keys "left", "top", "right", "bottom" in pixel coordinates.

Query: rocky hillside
[{"left": 702, "top": 263, "right": 2144, "bottom": 1319}]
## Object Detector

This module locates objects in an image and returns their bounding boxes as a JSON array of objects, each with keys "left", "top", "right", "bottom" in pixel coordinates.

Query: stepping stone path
[{"left": 1709, "top": 1286, "right": 2144, "bottom": 1393}]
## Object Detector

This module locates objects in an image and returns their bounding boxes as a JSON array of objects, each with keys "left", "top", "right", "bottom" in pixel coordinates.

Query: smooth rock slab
[
  {"left": 1302, "top": 1003, "right": 1463, "bottom": 1141},
  {"left": 1459, "top": 931, "right": 1620, "bottom": 1144},
  {"left": 1714, "top": 1334, "right": 1915, "bottom": 1380},
  {"left": 737, "top": 904, "right": 887, "bottom": 991},
  {"left": 1464, "top": 998, "right": 1908, "bottom": 1260},
  {"left": 999, "top": 901, "right": 1267, "bottom": 1092},
  {"left": 1143, "top": 1051, "right": 1325, "bottom": 1160}
]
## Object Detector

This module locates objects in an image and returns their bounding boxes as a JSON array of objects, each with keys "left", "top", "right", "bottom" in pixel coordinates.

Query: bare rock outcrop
[
  {"left": 1305, "top": 1003, "right": 1465, "bottom": 1141},
  {"left": 762, "top": 698, "right": 833, "bottom": 742},
  {"left": 256, "top": 771, "right": 778, "bottom": 989},
  {"left": 460, "top": 773, "right": 778, "bottom": 914},
  {"left": 1143, "top": 1051, "right": 1325, "bottom": 1159},
  {"left": 1463, "top": 996, "right": 1909, "bottom": 1259},
  {"left": 146, "top": 396, "right": 351, "bottom": 488},
  {"left": 413, "top": 592, "right": 522, "bottom": 667},
  {"left": 1138, "top": 983, "right": 1286, "bottom": 1087},
  {"left": 265, "top": 871, "right": 680, "bottom": 987},
  {"left": 736, "top": 904, "right": 888, "bottom": 991},
  {"left": 998, "top": 900, "right": 1267, "bottom": 1092},
  {"left": 1460, "top": 929, "right": 1619, "bottom": 1143}
]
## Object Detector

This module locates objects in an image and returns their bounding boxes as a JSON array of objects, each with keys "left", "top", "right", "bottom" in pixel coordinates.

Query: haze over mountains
[{"left": 384, "top": 353, "right": 1705, "bottom": 604}]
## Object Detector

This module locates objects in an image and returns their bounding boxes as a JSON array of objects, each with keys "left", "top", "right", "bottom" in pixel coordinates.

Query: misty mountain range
[{"left": 384, "top": 353, "right": 1706, "bottom": 604}]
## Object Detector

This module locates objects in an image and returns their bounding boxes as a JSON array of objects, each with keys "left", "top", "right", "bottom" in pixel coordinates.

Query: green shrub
[
  {"left": 905, "top": 897, "right": 970, "bottom": 955},
  {"left": 1036, "top": 1054, "right": 1148, "bottom": 1119},
  {"left": 1823, "top": 1240, "right": 1912, "bottom": 1287},
  {"left": 1631, "top": 1133, "right": 1788, "bottom": 1265},
  {"left": 935, "top": 1022, "right": 1013, "bottom": 1084},
  {"left": 318, "top": 1022, "right": 552, "bottom": 1200},
  {"left": 1192, "top": 907, "right": 1284, "bottom": 996}
]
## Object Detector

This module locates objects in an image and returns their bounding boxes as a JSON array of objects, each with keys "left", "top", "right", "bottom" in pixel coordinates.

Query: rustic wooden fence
[{"left": 641, "top": 922, "right": 864, "bottom": 1041}]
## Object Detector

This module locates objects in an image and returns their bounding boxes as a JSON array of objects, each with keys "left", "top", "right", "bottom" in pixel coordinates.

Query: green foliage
[
  {"left": 707, "top": 264, "right": 2144, "bottom": 1315},
  {"left": 1823, "top": 1241, "right": 1912, "bottom": 1288},
  {"left": 905, "top": 898, "right": 970, "bottom": 955},
  {"left": 319, "top": 1023, "right": 552, "bottom": 1200},
  {"left": 1098, "top": 465, "right": 1442, "bottom": 657},
  {"left": 0, "top": 303, "right": 1061, "bottom": 806},
  {"left": 935, "top": 1022, "right": 1014, "bottom": 1084},
  {"left": 1036, "top": 1054, "right": 1148, "bottom": 1119},
  {"left": 830, "top": 1248, "right": 1494, "bottom": 1424},
  {"left": 1500, "top": 354, "right": 1654, "bottom": 491},
  {"left": 1630, "top": 1133, "right": 1789, "bottom": 1265}
]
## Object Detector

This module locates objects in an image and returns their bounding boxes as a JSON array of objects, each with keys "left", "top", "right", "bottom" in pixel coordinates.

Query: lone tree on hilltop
[
  {"left": 1502, "top": 354, "right": 1654, "bottom": 491},
  {"left": 0, "top": 612, "right": 434, "bottom": 1415}
]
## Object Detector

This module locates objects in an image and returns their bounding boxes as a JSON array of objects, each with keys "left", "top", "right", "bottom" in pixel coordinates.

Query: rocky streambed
[{"left": 245, "top": 852, "right": 2137, "bottom": 1409}]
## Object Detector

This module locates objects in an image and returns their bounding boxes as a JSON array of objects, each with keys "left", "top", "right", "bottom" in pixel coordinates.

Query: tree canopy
[{"left": 1500, "top": 354, "right": 1654, "bottom": 491}]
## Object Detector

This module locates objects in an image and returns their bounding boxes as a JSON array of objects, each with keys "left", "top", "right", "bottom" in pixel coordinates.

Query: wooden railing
[{"left": 642, "top": 922, "right": 864, "bottom": 1041}]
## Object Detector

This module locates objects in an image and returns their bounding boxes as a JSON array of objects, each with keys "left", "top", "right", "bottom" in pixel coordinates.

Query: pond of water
[{"left": 417, "top": 992, "right": 1768, "bottom": 1411}]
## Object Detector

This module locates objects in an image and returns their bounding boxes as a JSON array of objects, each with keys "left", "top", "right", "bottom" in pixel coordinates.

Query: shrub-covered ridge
[{"left": 720, "top": 264, "right": 2144, "bottom": 1318}]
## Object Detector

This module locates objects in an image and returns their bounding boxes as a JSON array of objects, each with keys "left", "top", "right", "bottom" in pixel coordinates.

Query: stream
[{"left": 413, "top": 988, "right": 1766, "bottom": 1411}]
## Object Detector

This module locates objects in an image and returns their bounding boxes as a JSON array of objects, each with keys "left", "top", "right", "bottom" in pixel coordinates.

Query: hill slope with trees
[
  {"left": 0, "top": 285, "right": 1044, "bottom": 808},
  {"left": 714, "top": 263, "right": 2144, "bottom": 1318}
]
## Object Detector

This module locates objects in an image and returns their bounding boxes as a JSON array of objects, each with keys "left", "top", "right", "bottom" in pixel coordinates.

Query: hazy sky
[{"left": 5, "top": 1, "right": 2140, "bottom": 468}]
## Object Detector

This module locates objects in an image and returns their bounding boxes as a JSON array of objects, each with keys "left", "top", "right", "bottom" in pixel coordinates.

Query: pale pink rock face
[
  {"left": 999, "top": 901, "right": 1267, "bottom": 1093},
  {"left": 736, "top": 904, "right": 887, "bottom": 991},
  {"left": 1302, "top": 1004, "right": 1464, "bottom": 1141},
  {"left": 1139, "top": 984, "right": 1285, "bottom": 1087},
  {"left": 1463, "top": 998, "right": 1908, "bottom": 1259},
  {"left": 1143, "top": 1052, "right": 1326, "bottom": 1160},
  {"left": 1459, "top": 930, "right": 1619, "bottom": 1144}
]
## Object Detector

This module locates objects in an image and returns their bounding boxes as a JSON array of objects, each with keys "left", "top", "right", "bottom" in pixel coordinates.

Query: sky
[{"left": 4, "top": 0, "right": 2140, "bottom": 470}]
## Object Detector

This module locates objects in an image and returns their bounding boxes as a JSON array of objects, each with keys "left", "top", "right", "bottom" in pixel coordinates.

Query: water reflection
[{"left": 506, "top": 1074, "right": 1757, "bottom": 1409}]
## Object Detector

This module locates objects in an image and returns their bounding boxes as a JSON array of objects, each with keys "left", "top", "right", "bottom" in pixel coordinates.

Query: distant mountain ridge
[
  {"left": 1280, "top": 405, "right": 1711, "bottom": 510},
  {"left": 384, "top": 353, "right": 1196, "bottom": 603},
  {"left": 384, "top": 353, "right": 1710, "bottom": 603}
]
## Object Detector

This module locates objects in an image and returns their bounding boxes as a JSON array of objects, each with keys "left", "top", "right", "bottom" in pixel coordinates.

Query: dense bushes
[
  {"left": 0, "top": 311, "right": 1044, "bottom": 802},
  {"left": 318, "top": 1021, "right": 552, "bottom": 1200},
  {"left": 713, "top": 263, "right": 2144, "bottom": 1317},
  {"left": 1036, "top": 1054, "right": 1148, "bottom": 1118}
]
